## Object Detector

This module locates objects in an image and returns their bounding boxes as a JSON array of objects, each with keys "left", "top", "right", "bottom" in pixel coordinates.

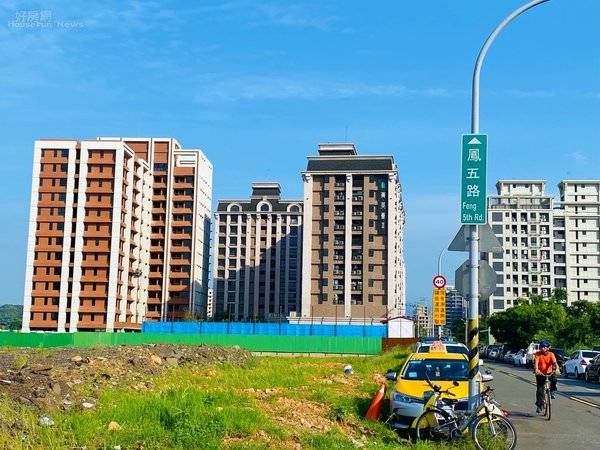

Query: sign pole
[{"left": 466, "top": 0, "right": 550, "bottom": 411}]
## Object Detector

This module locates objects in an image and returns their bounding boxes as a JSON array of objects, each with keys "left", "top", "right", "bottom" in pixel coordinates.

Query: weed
[{"left": 13, "top": 354, "right": 27, "bottom": 370}]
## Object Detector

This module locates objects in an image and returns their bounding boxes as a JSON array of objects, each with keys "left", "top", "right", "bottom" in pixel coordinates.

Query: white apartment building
[{"left": 483, "top": 180, "right": 600, "bottom": 315}]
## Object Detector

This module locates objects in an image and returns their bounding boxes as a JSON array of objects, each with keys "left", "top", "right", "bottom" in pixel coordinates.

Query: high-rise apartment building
[
  {"left": 22, "top": 139, "right": 153, "bottom": 332},
  {"left": 483, "top": 180, "right": 600, "bottom": 315},
  {"left": 444, "top": 286, "right": 466, "bottom": 337},
  {"left": 301, "top": 143, "right": 405, "bottom": 321},
  {"left": 415, "top": 304, "right": 432, "bottom": 337},
  {"left": 22, "top": 137, "right": 213, "bottom": 332},
  {"left": 113, "top": 138, "right": 213, "bottom": 321},
  {"left": 213, "top": 183, "right": 303, "bottom": 319}
]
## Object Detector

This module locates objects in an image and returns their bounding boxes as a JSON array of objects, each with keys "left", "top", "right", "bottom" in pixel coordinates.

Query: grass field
[{"left": 0, "top": 347, "right": 474, "bottom": 449}]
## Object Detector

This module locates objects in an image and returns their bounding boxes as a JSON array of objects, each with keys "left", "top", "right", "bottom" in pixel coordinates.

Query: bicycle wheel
[
  {"left": 471, "top": 413, "right": 517, "bottom": 450},
  {"left": 544, "top": 389, "right": 551, "bottom": 421},
  {"left": 414, "top": 409, "right": 454, "bottom": 442}
]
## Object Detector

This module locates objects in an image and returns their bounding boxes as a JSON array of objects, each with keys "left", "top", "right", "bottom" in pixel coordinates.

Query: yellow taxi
[{"left": 386, "top": 345, "right": 476, "bottom": 429}]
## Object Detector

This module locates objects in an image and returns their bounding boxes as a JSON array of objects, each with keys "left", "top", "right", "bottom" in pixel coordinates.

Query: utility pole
[{"left": 467, "top": 0, "right": 550, "bottom": 411}]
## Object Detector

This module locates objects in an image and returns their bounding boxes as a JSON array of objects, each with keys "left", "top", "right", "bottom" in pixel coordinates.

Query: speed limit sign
[{"left": 432, "top": 275, "right": 447, "bottom": 289}]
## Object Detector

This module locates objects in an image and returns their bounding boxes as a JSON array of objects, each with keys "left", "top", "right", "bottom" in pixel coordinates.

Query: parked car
[
  {"left": 525, "top": 342, "right": 540, "bottom": 368},
  {"left": 584, "top": 354, "right": 600, "bottom": 383},
  {"left": 479, "top": 344, "right": 488, "bottom": 358},
  {"left": 513, "top": 349, "right": 527, "bottom": 367},
  {"left": 486, "top": 345, "right": 501, "bottom": 360},
  {"left": 564, "top": 350, "right": 600, "bottom": 379},
  {"left": 549, "top": 348, "right": 567, "bottom": 371},
  {"left": 503, "top": 350, "right": 516, "bottom": 364},
  {"left": 385, "top": 351, "right": 492, "bottom": 429}
]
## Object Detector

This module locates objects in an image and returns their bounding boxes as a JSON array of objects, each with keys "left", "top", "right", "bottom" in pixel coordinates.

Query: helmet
[{"left": 539, "top": 340, "right": 551, "bottom": 348}]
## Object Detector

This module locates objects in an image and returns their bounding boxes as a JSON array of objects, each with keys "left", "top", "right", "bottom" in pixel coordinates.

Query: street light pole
[{"left": 467, "top": 0, "right": 550, "bottom": 411}]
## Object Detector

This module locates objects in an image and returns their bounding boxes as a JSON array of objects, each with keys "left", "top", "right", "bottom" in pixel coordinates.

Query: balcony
[
  {"left": 352, "top": 211, "right": 363, "bottom": 217},
  {"left": 352, "top": 254, "right": 363, "bottom": 261},
  {"left": 334, "top": 224, "right": 345, "bottom": 231},
  {"left": 334, "top": 195, "right": 345, "bottom": 201},
  {"left": 334, "top": 240, "right": 345, "bottom": 246},
  {"left": 352, "top": 195, "right": 363, "bottom": 201},
  {"left": 351, "top": 270, "right": 362, "bottom": 276},
  {"left": 334, "top": 182, "right": 345, "bottom": 188},
  {"left": 333, "top": 269, "right": 344, "bottom": 275},
  {"left": 334, "top": 210, "right": 345, "bottom": 216},
  {"left": 352, "top": 225, "right": 363, "bottom": 231},
  {"left": 333, "top": 285, "right": 344, "bottom": 291},
  {"left": 334, "top": 255, "right": 344, "bottom": 261}
]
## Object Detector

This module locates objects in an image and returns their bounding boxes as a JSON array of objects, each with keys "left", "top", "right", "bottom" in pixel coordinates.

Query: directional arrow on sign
[{"left": 468, "top": 137, "right": 482, "bottom": 145}]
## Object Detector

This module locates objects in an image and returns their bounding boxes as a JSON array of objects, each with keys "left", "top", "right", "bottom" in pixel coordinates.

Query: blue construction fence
[{"left": 142, "top": 321, "right": 388, "bottom": 338}]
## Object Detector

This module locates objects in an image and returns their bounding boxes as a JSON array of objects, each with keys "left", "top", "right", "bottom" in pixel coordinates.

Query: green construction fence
[{"left": 0, "top": 332, "right": 382, "bottom": 354}]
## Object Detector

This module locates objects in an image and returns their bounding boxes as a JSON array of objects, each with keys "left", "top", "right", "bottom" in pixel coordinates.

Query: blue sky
[{"left": 1, "top": 1, "right": 599, "bottom": 307}]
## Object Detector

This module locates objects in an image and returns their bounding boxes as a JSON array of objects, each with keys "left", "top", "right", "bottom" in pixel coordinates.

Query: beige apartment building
[
  {"left": 301, "top": 143, "right": 405, "bottom": 321},
  {"left": 415, "top": 304, "right": 432, "bottom": 337},
  {"left": 22, "top": 137, "right": 213, "bottom": 332},
  {"left": 213, "top": 183, "right": 303, "bottom": 320}
]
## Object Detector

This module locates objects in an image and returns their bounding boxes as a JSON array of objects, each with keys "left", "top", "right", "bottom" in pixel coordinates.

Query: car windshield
[
  {"left": 402, "top": 359, "right": 469, "bottom": 381},
  {"left": 582, "top": 351, "right": 599, "bottom": 358}
]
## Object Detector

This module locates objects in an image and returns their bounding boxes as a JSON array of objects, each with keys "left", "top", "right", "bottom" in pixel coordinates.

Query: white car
[
  {"left": 564, "top": 350, "right": 600, "bottom": 379},
  {"left": 525, "top": 343, "right": 540, "bottom": 368},
  {"left": 512, "top": 349, "right": 527, "bottom": 367}
]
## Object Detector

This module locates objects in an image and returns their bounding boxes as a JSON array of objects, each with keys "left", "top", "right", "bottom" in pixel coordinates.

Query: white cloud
[
  {"left": 504, "top": 89, "right": 556, "bottom": 98},
  {"left": 571, "top": 151, "right": 588, "bottom": 164},
  {"left": 190, "top": 74, "right": 456, "bottom": 103}
]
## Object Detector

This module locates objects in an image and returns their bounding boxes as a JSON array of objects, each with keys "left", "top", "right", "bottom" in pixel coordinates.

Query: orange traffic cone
[{"left": 365, "top": 383, "right": 386, "bottom": 420}]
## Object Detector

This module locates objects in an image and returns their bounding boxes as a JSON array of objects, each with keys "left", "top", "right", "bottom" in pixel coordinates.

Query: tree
[
  {"left": 0, "top": 305, "right": 22, "bottom": 330},
  {"left": 488, "top": 301, "right": 566, "bottom": 350},
  {"left": 451, "top": 318, "right": 466, "bottom": 344},
  {"left": 550, "top": 288, "right": 567, "bottom": 304}
]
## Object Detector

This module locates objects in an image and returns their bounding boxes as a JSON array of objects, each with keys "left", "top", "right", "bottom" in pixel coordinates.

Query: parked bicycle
[{"left": 411, "top": 376, "right": 517, "bottom": 450}]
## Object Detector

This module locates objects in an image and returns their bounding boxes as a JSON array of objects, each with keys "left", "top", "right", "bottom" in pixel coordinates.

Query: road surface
[{"left": 484, "top": 360, "right": 600, "bottom": 449}]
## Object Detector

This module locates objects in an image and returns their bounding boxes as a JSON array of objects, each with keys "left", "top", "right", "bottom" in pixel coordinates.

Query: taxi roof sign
[{"left": 429, "top": 341, "right": 446, "bottom": 352}]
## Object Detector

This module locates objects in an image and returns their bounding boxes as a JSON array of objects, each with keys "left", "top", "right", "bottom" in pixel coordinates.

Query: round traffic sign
[{"left": 432, "top": 275, "right": 447, "bottom": 289}]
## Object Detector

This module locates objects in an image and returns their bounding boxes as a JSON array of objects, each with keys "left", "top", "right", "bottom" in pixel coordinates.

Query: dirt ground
[{"left": 0, "top": 344, "right": 251, "bottom": 411}]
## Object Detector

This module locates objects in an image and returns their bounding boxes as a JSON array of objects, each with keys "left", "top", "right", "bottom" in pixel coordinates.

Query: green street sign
[{"left": 460, "top": 134, "right": 487, "bottom": 224}]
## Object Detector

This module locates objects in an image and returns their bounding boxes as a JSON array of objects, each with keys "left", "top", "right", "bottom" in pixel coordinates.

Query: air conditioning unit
[{"left": 289, "top": 311, "right": 297, "bottom": 318}]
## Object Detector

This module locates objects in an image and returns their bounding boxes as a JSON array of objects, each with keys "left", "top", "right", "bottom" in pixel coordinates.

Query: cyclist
[{"left": 534, "top": 339, "right": 558, "bottom": 414}]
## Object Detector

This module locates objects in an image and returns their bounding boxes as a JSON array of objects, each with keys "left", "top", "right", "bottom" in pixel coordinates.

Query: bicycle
[
  {"left": 412, "top": 378, "right": 517, "bottom": 450},
  {"left": 539, "top": 374, "right": 552, "bottom": 421}
]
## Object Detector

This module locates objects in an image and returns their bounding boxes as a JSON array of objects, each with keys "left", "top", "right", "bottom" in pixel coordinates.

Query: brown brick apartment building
[
  {"left": 213, "top": 183, "right": 303, "bottom": 320},
  {"left": 22, "top": 138, "right": 212, "bottom": 331},
  {"left": 300, "top": 144, "right": 405, "bottom": 321}
]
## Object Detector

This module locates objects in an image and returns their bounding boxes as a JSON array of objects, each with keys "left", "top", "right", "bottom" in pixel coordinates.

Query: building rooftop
[
  {"left": 251, "top": 182, "right": 281, "bottom": 199},
  {"left": 318, "top": 143, "right": 357, "bottom": 156}
]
